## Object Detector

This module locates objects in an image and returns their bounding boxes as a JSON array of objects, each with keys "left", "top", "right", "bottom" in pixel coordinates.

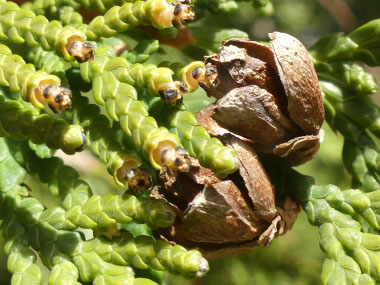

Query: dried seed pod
[
  {"left": 196, "top": 33, "right": 325, "bottom": 166},
  {"left": 269, "top": 32, "right": 324, "bottom": 134},
  {"left": 152, "top": 134, "right": 299, "bottom": 258}
]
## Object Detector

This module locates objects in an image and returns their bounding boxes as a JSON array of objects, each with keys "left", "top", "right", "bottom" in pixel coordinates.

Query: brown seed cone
[
  {"left": 151, "top": 134, "right": 300, "bottom": 259},
  {"left": 198, "top": 33, "right": 325, "bottom": 166},
  {"left": 269, "top": 32, "right": 324, "bottom": 135},
  {"left": 212, "top": 85, "right": 301, "bottom": 151}
]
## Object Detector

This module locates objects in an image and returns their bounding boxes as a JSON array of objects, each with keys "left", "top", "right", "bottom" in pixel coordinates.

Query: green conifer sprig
[
  {"left": 27, "top": 47, "right": 68, "bottom": 81},
  {"left": 337, "top": 116, "right": 380, "bottom": 193},
  {"left": 318, "top": 76, "right": 380, "bottom": 137},
  {"left": 0, "top": 44, "right": 72, "bottom": 112},
  {"left": 310, "top": 19, "right": 380, "bottom": 67},
  {"left": 0, "top": 99, "right": 86, "bottom": 154},
  {"left": 0, "top": 136, "right": 208, "bottom": 283},
  {"left": 192, "top": 0, "right": 273, "bottom": 15},
  {"left": 83, "top": 0, "right": 194, "bottom": 40},
  {"left": 7, "top": 138, "right": 92, "bottom": 209},
  {"left": 3, "top": 0, "right": 380, "bottom": 283},
  {"left": 58, "top": 6, "right": 84, "bottom": 27},
  {"left": 306, "top": 185, "right": 380, "bottom": 284},
  {"left": 122, "top": 40, "right": 160, "bottom": 65},
  {"left": 281, "top": 169, "right": 380, "bottom": 285},
  {"left": 27, "top": 0, "right": 194, "bottom": 42},
  {"left": 24, "top": 0, "right": 193, "bottom": 41},
  {"left": 78, "top": 47, "right": 181, "bottom": 170},
  {"left": 83, "top": 232, "right": 209, "bottom": 278},
  {"left": 63, "top": 193, "right": 175, "bottom": 229},
  {"left": 81, "top": 47, "right": 184, "bottom": 104},
  {"left": 164, "top": 108, "right": 238, "bottom": 177},
  {"left": 71, "top": 95, "right": 151, "bottom": 189},
  {"left": 37, "top": 192, "right": 175, "bottom": 231},
  {"left": 310, "top": 22, "right": 380, "bottom": 195},
  {"left": 97, "top": 37, "right": 159, "bottom": 64},
  {"left": 28, "top": 141, "right": 55, "bottom": 159},
  {"left": 0, "top": 184, "right": 136, "bottom": 284},
  {"left": 3, "top": 211, "right": 43, "bottom": 284},
  {"left": 26, "top": 0, "right": 133, "bottom": 15},
  {"left": 0, "top": 0, "right": 91, "bottom": 62},
  {"left": 23, "top": 1, "right": 85, "bottom": 28},
  {"left": 126, "top": 63, "right": 182, "bottom": 100},
  {"left": 312, "top": 41, "right": 380, "bottom": 136}
]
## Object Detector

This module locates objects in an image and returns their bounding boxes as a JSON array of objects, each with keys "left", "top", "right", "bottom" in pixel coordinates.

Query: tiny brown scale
[
  {"left": 171, "top": 0, "right": 196, "bottom": 28},
  {"left": 124, "top": 168, "right": 153, "bottom": 194},
  {"left": 67, "top": 41, "right": 95, "bottom": 63}
]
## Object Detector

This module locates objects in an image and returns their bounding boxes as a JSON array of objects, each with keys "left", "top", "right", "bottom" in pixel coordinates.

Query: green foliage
[
  {"left": 123, "top": 40, "right": 160, "bottom": 64},
  {"left": 7, "top": 138, "right": 92, "bottom": 208},
  {"left": 27, "top": 0, "right": 132, "bottom": 14},
  {"left": 0, "top": 0, "right": 380, "bottom": 284},
  {"left": 311, "top": 22, "right": 380, "bottom": 197},
  {"left": 0, "top": 136, "right": 206, "bottom": 283},
  {"left": 0, "top": 44, "right": 64, "bottom": 110},
  {"left": 0, "top": 97, "right": 85, "bottom": 154},
  {"left": 290, "top": 19, "right": 380, "bottom": 283},
  {"left": 0, "top": 1, "right": 88, "bottom": 61},
  {"left": 63, "top": 193, "right": 175, "bottom": 229},
  {"left": 82, "top": 232, "right": 208, "bottom": 278},
  {"left": 126, "top": 63, "right": 177, "bottom": 97},
  {"left": 164, "top": 108, "right": 238, "bottom": 177},
  {"left": 310, "top": 19, "right": 380, "bottom": 66},
  {"left": 285, "top": 169, "right": 380, "bottom": 285},
  {"left": 98, "top": 37, "right": 160, "bottom": 64},
  {"left": 58, "top": 6, "right": 83, "bottom": 27},
  {"left": 28, "top": 141, "right": 55, "bottom": 159},
  {"left": 79, "top": 47, "right": 181, "bottom": 169},
  {"left": 83, "top": 0, "right": 182, "bottom": 40},
  {"left": 71, "top": 95, "right": 146, "bottom": 187},
  {"left": 27, "top": 47, "right": 69, "bottom": 81},
  {"left": 5, "top": 228, "right": 42, "bottom": 284},
  {"left": 193, "top": 0, "right": 273, "bottom": 15},
  {"left": 0, "top": 138, "right": 26, "bottom": 192},
  {"left": 188, "top": 25, "right": 248, "bottom": 53}
]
